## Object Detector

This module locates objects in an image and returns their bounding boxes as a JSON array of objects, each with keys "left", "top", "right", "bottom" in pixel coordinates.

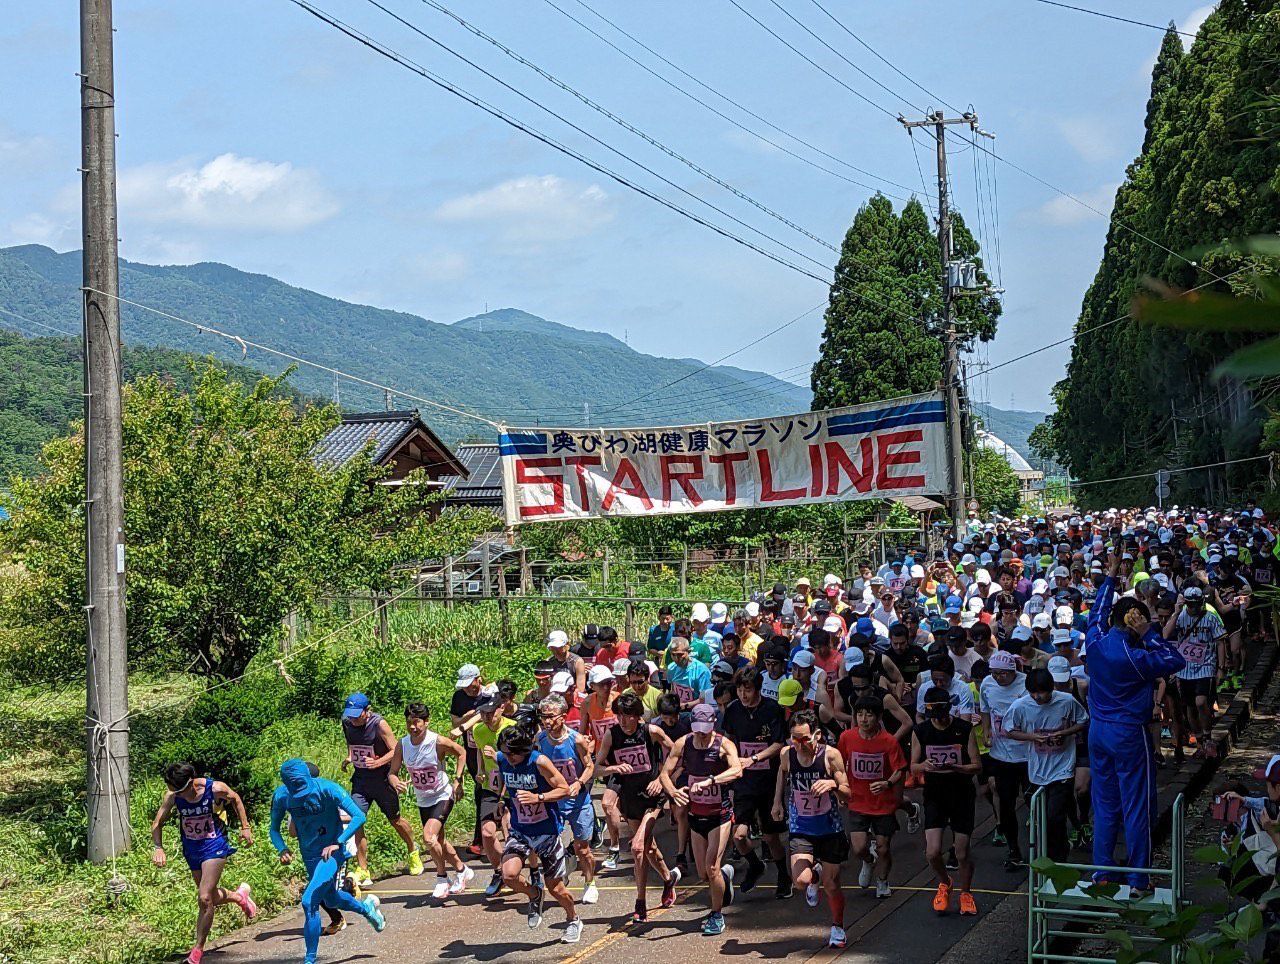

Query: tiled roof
[
  {"left": 310, "top": 410, "right": 470, "bottom": 474},
  {"left": 443, "top": 443, "right": 502, "bottom": 502}
]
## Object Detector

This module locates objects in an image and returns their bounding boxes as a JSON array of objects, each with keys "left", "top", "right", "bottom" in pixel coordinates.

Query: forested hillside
[{"left": 1040, "top": 1, "right": 1280, "bottom": 506}]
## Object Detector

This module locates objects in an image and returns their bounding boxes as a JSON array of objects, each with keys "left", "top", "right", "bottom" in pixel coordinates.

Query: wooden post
[
  {"left": 283, "top": 611, "right": 297, "bottom": 656},
  {"left": 624, "top": 595, "right": 636, "bottom": 643},
  {"left": 519, "top": 547, "right": 532, "bottom": 595},
  {"left": 742, "top": 554, "right": 750, "bottom": 599},
  {"left": 602, "top": 547, "right": 611, "bottom": 592},
  {"left": 377, "top": 593, "right": 390, "bottom": 645},
  {"left": 541, "top": 597, "right": 550, "bottom": 639},
  {"left": 757, "top": 545, "right": 768, "bottom": 585},
  {"left": 679, "top": 547, "right": 689, "bottom": 597},
  {"left": 481, "top": 542, "right": 492, "bottom": 599},
  {"left": 444, "top": 555, "right": 455, "bottom": 610},
  {"left": 496, "top": 566, "right": 510, "bottom": 642}
]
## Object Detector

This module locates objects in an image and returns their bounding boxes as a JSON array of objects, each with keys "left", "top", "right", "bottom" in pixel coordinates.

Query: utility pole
[
  {"left": 81, "top": 0, "right": 131, "bottom": 863},
  {"left": 899, "top": 110, "right": 980, "bottom": 540}
]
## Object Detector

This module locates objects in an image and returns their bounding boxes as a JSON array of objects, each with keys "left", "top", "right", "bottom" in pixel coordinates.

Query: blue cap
[
  {"left": 855, "top": 617, "right": 875, "bottom": 636},
  {"left": 944, "top": 595, "right": 963, "bottom": 614},
  {"left": 343, "top": 693, "right": 370, "bottom": 719}
]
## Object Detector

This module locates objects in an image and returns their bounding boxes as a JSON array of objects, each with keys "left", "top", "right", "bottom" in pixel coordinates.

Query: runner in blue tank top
[
  {"left": 771, "top": 710, "right": 852, "bottom": 950},
  {"left": 150, "top": 762, "right": 257, "bottom": 964},
  {"left": 535, "top": 693, "right": 599, "bottom": 905},
  {"left": 494, "top": 727, "right": 583, "bottom": 944}
]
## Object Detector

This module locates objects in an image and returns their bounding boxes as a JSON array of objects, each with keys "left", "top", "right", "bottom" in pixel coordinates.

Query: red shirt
[
  {"left": 838, "top": 726, "right": 907, "bottom": 817},
  {"left": 593, "top": 644, "right": 628, "bottom": 668}
]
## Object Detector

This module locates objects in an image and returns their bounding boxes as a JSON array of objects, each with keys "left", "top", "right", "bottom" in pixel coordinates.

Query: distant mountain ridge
[{"left": 0, "top": 245, "right": 1043, "bottom": 461}]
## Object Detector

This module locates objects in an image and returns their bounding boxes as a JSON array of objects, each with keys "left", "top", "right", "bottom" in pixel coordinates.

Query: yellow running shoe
[{"left": 408, "top": 851, "right": 425, "bottom": 877}]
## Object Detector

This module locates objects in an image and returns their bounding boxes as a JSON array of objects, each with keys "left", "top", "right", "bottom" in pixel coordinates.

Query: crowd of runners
[{"left": 150, "top": 504, "right": 1279, "bottom": 963}]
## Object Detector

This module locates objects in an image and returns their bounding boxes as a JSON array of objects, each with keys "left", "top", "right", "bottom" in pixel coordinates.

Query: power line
[
  {"left": 0, "top": 305, "right": 81, "bottom": 339},
  {"left": 723, "top": 0, "right": 901, "bottom": 120},
  {"left": 1068, "top": 454, "right": 1270, "bottom": 489},
  {"left": 541, "top": 0, "right": 927, "bottom": 197},
  {"left": 1026, "top": 0, "right": 1246, "bottom": 49}
]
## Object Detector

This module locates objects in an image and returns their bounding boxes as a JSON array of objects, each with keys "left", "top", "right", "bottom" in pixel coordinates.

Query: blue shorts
[
  {"left": 561, "top": 795, "right": 596, "bottom": 842},
  {"left": 182, "top": 838, "right": 235, "bottom": 872}
]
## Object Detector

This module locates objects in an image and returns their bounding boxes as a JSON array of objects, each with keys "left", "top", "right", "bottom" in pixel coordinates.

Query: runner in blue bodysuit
[{"left": 269, "top": 758, "right": 388, "bottom": 964}]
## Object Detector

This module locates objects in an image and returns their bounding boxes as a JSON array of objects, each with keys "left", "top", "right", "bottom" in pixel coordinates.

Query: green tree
[
  {"left": 0, "top": 363, "right": 489, "bottom": 680},
  {"left": 972, "top": 448, "right": 1021, "bottom": 516}
]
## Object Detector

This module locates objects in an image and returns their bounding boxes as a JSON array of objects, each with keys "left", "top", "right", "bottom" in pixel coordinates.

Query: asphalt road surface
[{"left": 210, "top": 809, "right": 1020, "bottom": 964}]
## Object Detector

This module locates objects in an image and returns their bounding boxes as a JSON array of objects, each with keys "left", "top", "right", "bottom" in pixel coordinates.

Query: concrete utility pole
[
  {"left": 899, "top": 110, "right": 980, "bottom": 540},
  {"left": 81, "top": 0, "right": 131, "bottom": 863}
]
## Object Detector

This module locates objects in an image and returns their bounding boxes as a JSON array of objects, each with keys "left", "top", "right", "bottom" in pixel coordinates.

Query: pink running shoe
[
  {"left": 184, "top": 948, "right": 203, "bottom": 964},
  {"left": 236, "top": 882, "right": 258, "bottom": 920}
]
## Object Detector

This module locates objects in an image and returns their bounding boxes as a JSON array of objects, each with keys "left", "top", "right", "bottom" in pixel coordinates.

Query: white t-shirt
[
  {"left": 916, "top": 676, "right": 975, "bottom": 718},
  {"left": 400, "top": 731, "right": 452, "bottom": 807},
  {"left": 948, "top": 648, "right": 983, "bottom": 682},
  {"left": 1005, "top": 691, "right": 1089, "bottom": 786},
  {"left": 979, "top": 675, "right": 1029, "bottom": 764}
]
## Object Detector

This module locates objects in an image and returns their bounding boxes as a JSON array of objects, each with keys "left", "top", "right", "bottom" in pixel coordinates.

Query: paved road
[{"left": 211, "top": 810, "right": 1021, "bottom": 964}]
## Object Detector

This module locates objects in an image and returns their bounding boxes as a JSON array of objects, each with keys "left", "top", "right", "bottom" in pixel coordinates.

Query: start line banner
[{"left": 498, "top": 392, "right": 947, "bottom": 525}]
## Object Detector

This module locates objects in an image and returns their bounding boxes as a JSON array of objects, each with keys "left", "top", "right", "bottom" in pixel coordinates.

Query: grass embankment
[{"left": 0, "top": 608, "right": 549, "bottom": 964}]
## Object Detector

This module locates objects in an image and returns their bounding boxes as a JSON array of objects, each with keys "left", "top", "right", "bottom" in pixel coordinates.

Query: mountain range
[{"left": 0, "top": 244, "right": 1044, "bottom": 460}]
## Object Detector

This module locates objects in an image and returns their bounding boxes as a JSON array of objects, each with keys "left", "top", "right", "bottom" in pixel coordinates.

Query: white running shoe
[
  {"left": 906, "top": 802, "right": 922, "bottom": 834},
  {"left": 431, "top": 876, "right": 450, "bottom": 900},
  {"left": 582, "top": 881, "right": 599, "bottom": 905},
  {"left": 722, "top": 862, "right": 735, "bottom": 907},
  {"left": 805, "top": 882, "right": 820, "bottom": 908},
  {"left": 602, "top": 848, "right": 620, "bottom": 871},
  {"left": 448, "top": 865, "right": 474, "bottom": 895},
  {"left": 829, "top": 925, "right": 847, "bottom": 948},
  {"left": 875, "top": 879, "right": 892, "bottom": 899},
  {"left": 563, "top": 918, "right": 583, "bottom": 944},
  {"left": 858, "top": 860, "right": 873, "bottom": 888}
]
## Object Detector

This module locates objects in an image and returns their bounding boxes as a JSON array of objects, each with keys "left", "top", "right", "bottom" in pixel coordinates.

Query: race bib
[
  {"left": 484, "top": 768, "right": 501, "bottom": 792},
  {"left": 552, "top": 756, "right": 580, "bottom": 784},
  {"left": 349, "top": 744, "right": 375, "bottom": 769},
  {"left": 590, "top": 716, "right": 617, "bottom": 745},
  {"left": 848, "top": 752, "right": 885, "bottom": 782},
  {"left": 1035, "top": 732, "right": 1065, "bottom": 753},
  {"left": 1181, "top": 641, "right": 1208, "bottom": 664},
  {"left": 673, "top": 683, "right": 696, "bottom": 704},
  {"left": 514, "top": 799, "right": 548, "bottom": 824},
  {"left": 792, "top": 789, "right": 832, "bottom": 816},
  {"left": 408, "top": 766, "right": 439, "bottom": 792},
  {"left": 615, "top": 744, "right": 652, "bottom": 771},
  {"left": 991, "top": 714, "right": 1005, "bottom": 739},
  {"left": 689, "top": 781, "right": 722, "bottom": 806},
  {"left": 739, "top": 741, "right": 770, "bottom": 770},
  {"left": 925, "top": 744, "right": 962, "bottom": 767},
  {"left": 181, "top": 814, "right": 217, "bottom": 840}
]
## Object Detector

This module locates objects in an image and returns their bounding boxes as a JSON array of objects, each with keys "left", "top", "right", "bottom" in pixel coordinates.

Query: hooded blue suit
[
  {"left": 1085, "top": 578, "right": 1185, "bottom": 889},
  {"left": 270, "top": 759, "right": 378, "bottom": 963}
]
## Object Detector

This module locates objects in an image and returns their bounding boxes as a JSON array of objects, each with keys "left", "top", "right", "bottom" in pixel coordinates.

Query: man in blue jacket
[
  {"left": 1085, "top": 554, "right": 1185, "bottom": 894},
  {"left": 270, "top": 759, "right": 387, "bottom": 964}
]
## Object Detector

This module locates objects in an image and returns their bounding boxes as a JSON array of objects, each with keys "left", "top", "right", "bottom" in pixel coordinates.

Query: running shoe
[
  {"left": 775, "top": 874, "right": 794, "bottom": 899},
  {"left": 351, "top": 864, "right": 372, "bottom": 886},
  {"left": 991, "top": 827, "right": 1006, "bottom": 847},
  {"left": 1079, "top": 822, "right": 1093, "bottom": 845},
  {"left": 1003, "top": 853, "right": 1025, "bottom": 873},
  {"left": 959, "top": 891, "right": 978, "bottom": 916},
  {"left": 701, "top": 912, "right": 725, "bottom": 936},
  {"left": 235, "top": 882, "right": 258, "bottom": 920},
  {"left": 742, "top": 858, "right": 765, "bottom": 893},
  {"left": 858, "top": 860, "right": 873, "bottom": 888},
  {"left": 662, "top": 866, "right": 681, "bottom": 908},
  {"left": 906, "top": 802, "right": 922, "bottom": 834},
  {"left": 582, "top": 880, "right": 599, "bottom": 904},
  {"left": 603, "top": 848, "right": 621, "bottom": 871},
  {"left": 946, "top": 847, "right": 959, "bottom": 871},
  {"left": 408, "top": 851, "right": 425, "bottom": 877},
  {"left": 321, "top": 918, "right": 347, "bottom": 936},
  {"left": 875, "top": 879, "right": 892, "bottom": 899},
  {"left": 805, "top": 882, "right": 820, "bottom": 908},
  {"left": 484, "top": 872, "right": 503, "bottom": 897},
  {"left": 531, "top": 868, "right": 544, "bottom": 892},
  {"left": 184, "top": 949, "right": 203, "bottom": 964},
  {"left": 829, "top": 925, "right": 847, "bottom": 949},
  {"left": 722, "top": 863, "right": 735, "bottom": 907},
  {"left": 932, "top": 881, "right": 951, "bottom": 914},
  {"left": 448, "top": 865, "right": 475, "bottom": 895},
  {"left": 527, "top": 885, "right": 545, "bottom": 929},
  {"left": 563, "top": 918, "right": 583, "bottom": 944},
  {"left": 631, "top": 899, "right": 649, "bottom": 924},
  {"left": 466, "top": 843, "right": 484, "bottom": 858},
  {"left": 431, "top": 876, "right": 451, "bottom": 900},
  {"left": 363, "top": 895, "right": 386, "bottom": 933}
]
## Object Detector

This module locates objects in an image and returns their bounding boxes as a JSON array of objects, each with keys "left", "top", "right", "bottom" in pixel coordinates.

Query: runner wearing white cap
[{"left": 545, "top": 630, "right": 586, "bottom": 695}]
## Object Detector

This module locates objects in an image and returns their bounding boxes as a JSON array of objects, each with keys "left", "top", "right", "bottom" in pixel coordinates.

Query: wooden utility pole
[
  {"left": 900, "top": 110, "right": 981, "bottom": 541},
  {"left": 82, "top": 0, "right": 131, "bottom": 864}
]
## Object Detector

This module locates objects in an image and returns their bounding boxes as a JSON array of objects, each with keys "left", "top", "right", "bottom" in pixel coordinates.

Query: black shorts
[
  {"left": 979, "top": 753, "right": 996, "bottom": 784},
  {"left": 477, "top": 789, "right": 504, "bottom": 826},
  {"left": 351, "top": 780, "right": 400, "bottom": 820},
  {"left": 502, "top": 830, "right": 568, "bottom": 881},
  {"left": 923, "top": 786, "right": 976, "bottom": 836},
  {"left": 1178, "top": 676, "right": 1215, "bottom": 703},
  {"left": 733, "top": 787, "right": 785, "bottom": 835},
  {"left": 418, "top": 797, "right": 456, "bottom": 826},
  {"left": 618, "top": 786, "right": 666, "bottom": 823},
  {"left": 790, "top": 832, "right": 850, "bottom": 865},
  {"left": 847, "top": 810, "right": 898, "bottom": 838},
  {"left": 688, "top": 811, "right": 733, "bottom": 838},
  {"left": 603, "top": 776, "right": 622, "bottom": 794}
]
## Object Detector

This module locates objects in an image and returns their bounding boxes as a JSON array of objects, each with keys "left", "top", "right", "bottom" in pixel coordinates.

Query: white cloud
[
  {"left": 433, "top": 175, "right": 612, "bottom": 242},
  {"left": 406, "top": 250, "right": 471, "bottom": 284},
  {"left": 117, "top": 153, "right": 339, "bottom": 232},
  {"left": 1037, "top": 183, "right": 1120, "bottom": 226},
  {"left": 1057, "top": 117, "right": 1117, "bottom": 164},
  {"left": 2, "top": 212, "right": 76, "bottom": 249},
  {"left": 1181, "top": 4, "right": 1216, "bottom": 49}
]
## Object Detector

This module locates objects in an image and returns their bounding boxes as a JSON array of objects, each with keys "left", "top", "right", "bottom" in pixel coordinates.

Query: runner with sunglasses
[{"left": 535, "top": 693, "right": 599, "bottom": 904}]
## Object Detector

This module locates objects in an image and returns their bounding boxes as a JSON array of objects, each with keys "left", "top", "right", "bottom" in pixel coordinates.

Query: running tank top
[
  {"left": 761, "top": 672, "right": 786, "bottom": 702},
  {"left": 682, "top": 734, "right": 730, "bottom": 818},
  {"left": 786, "top": 747, "right": 842, "bottom": 837},
  {"left": 608, "top": 722, "right": 660, "bottom": 790},
  {"left": 496, "top": 749, "right": 562, "bottom": 836},
  {"left": 343, "top": 713, "right": 391, "bottom": 781},
  {"left": 535, "top": 729, "right": 590, "bottom": 804},
  {"left": 173, "top": 778, "right": 227, "bottom": 846},
  {"left": 585, "top": 695, "right": 617, "bottom": 747},
  {"left": 400, "top": 731, "right": 451, "bottom": 806}
]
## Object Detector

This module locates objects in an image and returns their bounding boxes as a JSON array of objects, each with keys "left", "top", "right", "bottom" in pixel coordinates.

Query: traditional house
[{"left": 313, "top": 411, "right": 468, "bottom": 492}]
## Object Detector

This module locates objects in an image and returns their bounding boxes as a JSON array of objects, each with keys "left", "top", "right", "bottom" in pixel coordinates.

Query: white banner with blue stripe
[{"left": 499, "top": 392, "right": 947, "bottom": 525}]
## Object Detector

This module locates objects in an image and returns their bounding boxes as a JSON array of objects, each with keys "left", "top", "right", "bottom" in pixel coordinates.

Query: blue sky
[{"left": 0, "top": 0, "right": 1215, "bottom": 412}]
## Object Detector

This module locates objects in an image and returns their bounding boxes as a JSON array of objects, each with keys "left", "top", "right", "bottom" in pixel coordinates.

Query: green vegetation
[
  {"left": 1039, "top": 4, "right": 1280, "bottom": 507},
  {"left": 971, "top": 446, "right": 1022, "bottom": 517},
  {"left": 810, "top": 195, "right": 1000, "bottom": 409}
]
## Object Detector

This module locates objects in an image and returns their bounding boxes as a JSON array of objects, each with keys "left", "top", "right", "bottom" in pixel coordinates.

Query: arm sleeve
[
  {"left": 269, "top": 789, "right": 288, "bottom": 853},
  {"left": 1086, "top": 577, "right": 1115, "bottom": 644},
  {"left": 331, "top": 786, "right": 367, "bottom": 845},
  {"left": 1122, "top": 635, "right": 1186, "bottom": 681}
]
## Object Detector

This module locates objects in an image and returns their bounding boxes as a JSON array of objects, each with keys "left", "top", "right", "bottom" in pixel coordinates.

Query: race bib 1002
[{"left": 848, "top": 752, "right": 885, "bottom": 782}]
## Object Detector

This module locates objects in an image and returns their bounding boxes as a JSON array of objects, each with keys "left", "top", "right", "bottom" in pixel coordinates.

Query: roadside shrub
[
  {"left": 281, "top": 643, "right": 347, "bottom": 719},
  {"left": 149, "top": 727, "right": 264, "bottom": 804}
]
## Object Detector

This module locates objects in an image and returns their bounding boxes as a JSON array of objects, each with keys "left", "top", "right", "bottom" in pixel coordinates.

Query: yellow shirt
[
  {"left": 625, "top": 685, "right": 662, "bottom": 720},
  {"left": 473, "top": 717, "right": 514, "bottom": 791},
  {"left": 739, "top": 631, "right": 764, "bottom": 662}
]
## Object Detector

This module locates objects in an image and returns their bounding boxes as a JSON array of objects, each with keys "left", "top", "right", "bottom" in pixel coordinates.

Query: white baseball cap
[
  {"left": 822, "top": 615, "right": 844, "bottom": 634},
  {"left": 547, "top": 630, "right": 570, "bottom": 649},
  {"left": 691, "top": 602, "right": 710, "bottom": 622},
  {"left": 455, "top": 663, "right": 481, "bottom": 688},
  {"left": 1011, "top": 625, "right": 1033, "bottom": 642},
  {"left": 1032, "top": 613, "right": 1052, "bottom": 630},
  {"left": 843, "top": 647, "right": 865, "bottom": 670},
  {"left": 588, "top": 664, "right": 614, "bottom": 685},
  {"left": 711, "top": 602, "right": 729, "bottom": 620},
  {"left": 1051, "top": 628, "right": 1073, "bottom": 647},
  {"left": 791, "top": 649, "right": 815, "bottom": 668},
  {"left": 1047, "top": 655, "right": 1072, "bottom": 683},
  {"left": 744, "top": 601, "right": 761, "bottom": 618},
  {"left": 975, "top": 568, "right": 992, "bottom": 585},
  {"left": 1032, "top": 578, "right": 1048, "bottom": 595},
  {"left": 549, "top": 671, "right": 574, "bottom": 694},
  {"left": 823, "top": 572, "right": 842, "bottom": 587},
  {"left": 961, "top": 553, "right": 977, "bottom": 566},
  {"left": 611, "top": 657, "right": 632, "bottom": 676}
]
